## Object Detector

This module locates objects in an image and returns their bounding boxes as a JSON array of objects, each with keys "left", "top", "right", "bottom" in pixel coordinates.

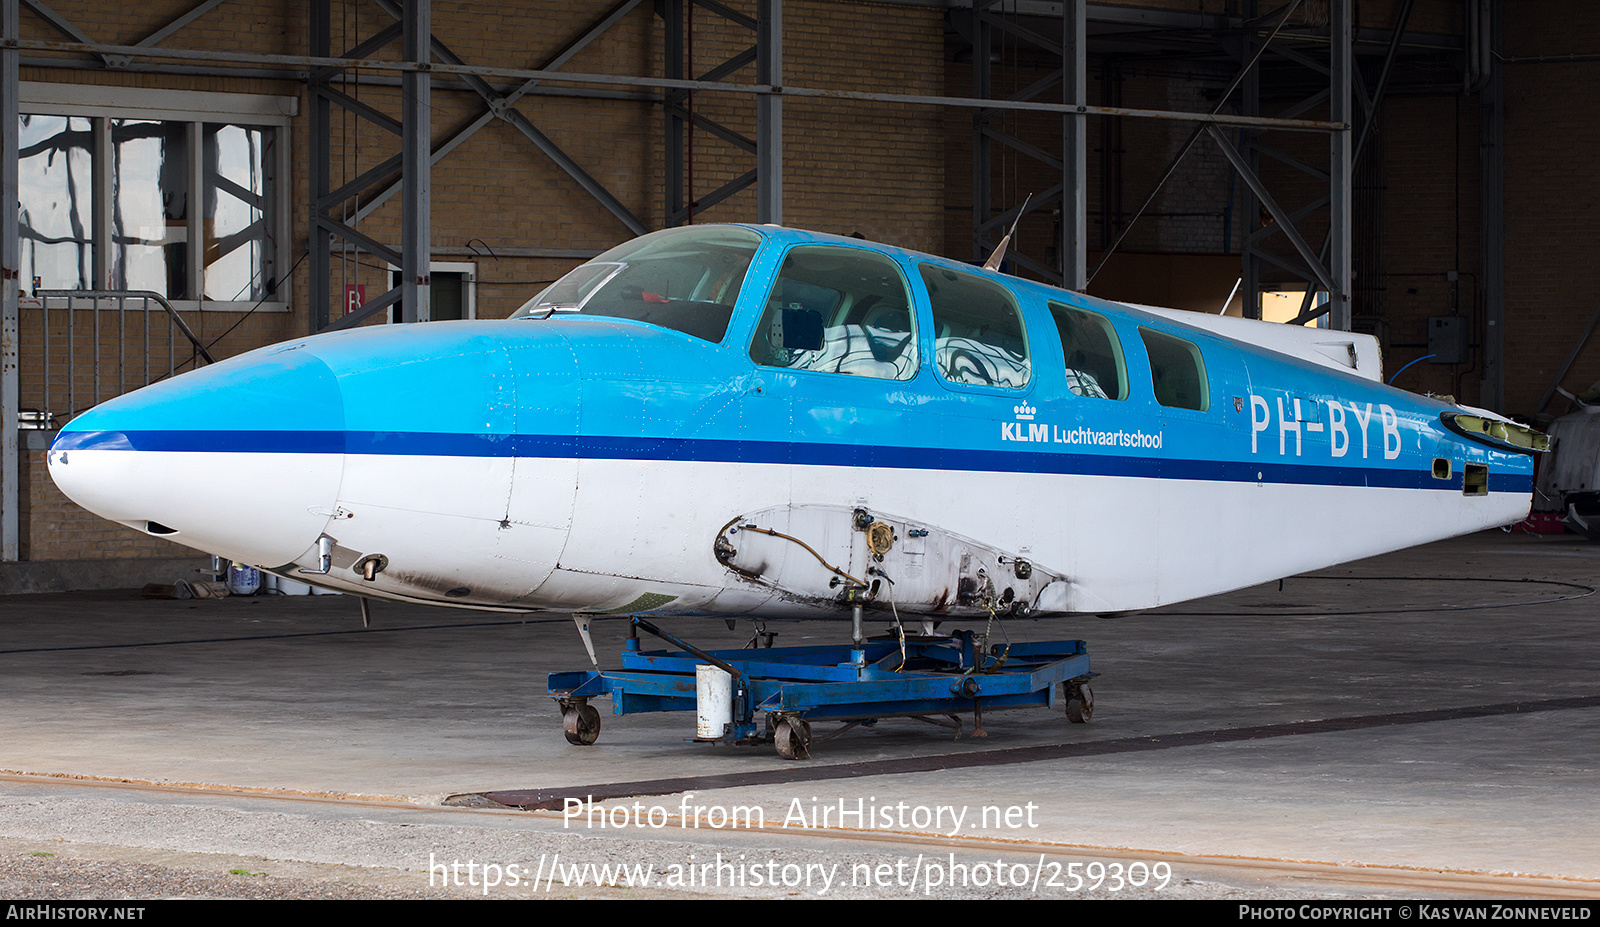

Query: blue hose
[{"left": 1388, "top": 354, "right": 1437, "bottom": 385}]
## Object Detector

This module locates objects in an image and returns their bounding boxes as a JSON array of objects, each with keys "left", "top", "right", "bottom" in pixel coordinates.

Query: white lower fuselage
[{"left": 52, "top": 445, "right": 1531, "bottom": 619}]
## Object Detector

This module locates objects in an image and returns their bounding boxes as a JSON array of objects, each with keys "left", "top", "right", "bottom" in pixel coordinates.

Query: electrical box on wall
[{"left": 1428, "top": 316, "right": 1471, "bottom": 364}]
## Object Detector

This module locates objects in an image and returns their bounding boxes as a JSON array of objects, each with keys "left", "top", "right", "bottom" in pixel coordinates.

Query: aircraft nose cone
[{"left": 48, "top": 344, "right": 346, "bottom": 567}]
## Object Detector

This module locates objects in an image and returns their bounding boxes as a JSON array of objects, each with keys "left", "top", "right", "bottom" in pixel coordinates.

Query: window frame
[
  {"left": 18, "top": 82, "right": 295, "bottom": 312},
  {"left": 1137, "top": 325, "right": 1211, "bottom": 412},
  {"left": 514, "top": 225, "right": 761, "bottom": 343},
  {"left": 1047, "top": 301, "right": 1129, "bottom": 401},
  {"left": 749, "top": 243, "right": 920, "bottom": 382},
  {"left": 917, "top": 262, "right": 1033, "bottom": 392}
]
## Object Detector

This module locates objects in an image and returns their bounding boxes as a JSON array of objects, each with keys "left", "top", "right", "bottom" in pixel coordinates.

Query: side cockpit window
[
  {"left": 750, "top": 245, "right": 917, "bottom": 380},
  {"left": 1139, "top": 327, "right": 1209, "bottom": 412},
  {"left": 918, "top": 264, "right": 1029, "bottom": 388},
  {"left": 1048, "top": 302, "right": 1127, "bottom": 400},
  {"left": 512, "top": 226, "right": 761, "bottom": 343}
]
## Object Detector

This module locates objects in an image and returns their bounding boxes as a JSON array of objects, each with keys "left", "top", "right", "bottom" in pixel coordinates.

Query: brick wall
[
  {"left": 11, "top": 0, "right": 1600, "bottom": 569},
  {"left": 11, "top": 0, "right": 948, "bottom": 563},
  {"left": 1371, "top": 94, "right": 1482, "bottom": 403},
  {"left": 1500, "top": 1, "right": 1600, "bottom": 417}
]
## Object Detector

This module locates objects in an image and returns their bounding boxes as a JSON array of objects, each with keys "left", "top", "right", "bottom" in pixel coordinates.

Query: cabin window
[
  {"left": 749, "top": 245, "right": 917, "bottom": 380},
  {"left": 512, "top": 226, "right": 761, "bottom": 343},
  {"left": 918, "top": 264, "right": 1030, "bottom": 388},
  {"left": 1048, "top": 302, "right": 1127, "bottom": 400},
  {"left": 1139, "top": 327, "right": 1209, "bottom": 412}
]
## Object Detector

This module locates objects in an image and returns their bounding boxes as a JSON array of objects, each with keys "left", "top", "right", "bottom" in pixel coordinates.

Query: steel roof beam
[
  {"left": 135, "top": 0, "right": 229, "bottom": 49},
  {"left": 374, "top": 0, "right": 646, "bottom": 236},
  {"left": 669, "top": 169, "right": 757, "bottom": 226},
  {"left": 353, "top": 0, "right": 647, "bottom": 224},
  {"left": 1210, "top": 125, "right": 1336, "bottom": 297},
  {"left": 10, "top": 37, "right": 1345, "bottom": 132},
  {"left": 694, "top": 0, "right": 755, "bottom": 31}
]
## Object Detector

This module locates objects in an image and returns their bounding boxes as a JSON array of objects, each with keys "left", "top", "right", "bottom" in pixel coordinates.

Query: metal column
[
  {"left": 1240, "top": 0, "right": 1261, "bottom": 319},
  {"left": 971, "top": 4, "right": 991, "bottom": 264},
  {"left": 1061, "top": 0, "right": 1086, "bottom": 291},
  {"left": 661, "top": 0, "right": 765, "bottom": 227},
  {"left": 2, "top": 0, "right": 19, "bottom": 561},
  {"left": 307, "top": 0, "right": 332, "bottom": 333},
  {"left": 399, "top": 0, "right": 430, "bottom": 323},
  {"left": 1327, "top": 0, "right": 1353, "bottom": 331},
  {"left": 755, "top": 0, "right": 782, "bottom": 225},
  {"left": 663, "top": 0, "right": 685, "bottom": 225},
  {"left": 1479, "top": 0, "right": 1504, "bottom": 413}
]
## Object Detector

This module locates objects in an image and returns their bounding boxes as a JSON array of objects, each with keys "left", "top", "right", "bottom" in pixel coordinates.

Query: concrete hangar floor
[{"left": 0, "top": 531, "right": 1597, "bottom": 900}]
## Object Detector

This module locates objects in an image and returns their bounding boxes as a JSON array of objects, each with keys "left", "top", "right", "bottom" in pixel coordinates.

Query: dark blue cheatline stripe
[
  {"left": 351, "top": 431, "right": 521, "bottom": 456},
  {"left": 52, "top": 429, "right": 347, "bottom": 454},
  {"left": 50, "top": 428, "right": 1533, "bottom": 494}
]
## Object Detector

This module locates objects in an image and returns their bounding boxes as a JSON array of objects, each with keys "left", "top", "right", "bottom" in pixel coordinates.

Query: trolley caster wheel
[
  {"left": 563, "top": 704, "right": 601, "bottom": 745},
  {"left": 1065, "top": 683, "right": 1094, "bottom": 724},
  {"left": 774, "top": 717, "right": 811, "bottom": 760}
]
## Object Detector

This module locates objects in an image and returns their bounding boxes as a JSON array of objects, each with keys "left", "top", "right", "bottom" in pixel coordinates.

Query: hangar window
[
  {"left": 1048, "top": 302, "right": 1127, "bottom": 400},
  {"left": 749, "top": 245, "right": 917, "bottom": 380},
  {"left": 918, "top": 264, "right": 1030, "bottom": 388},
  {"left": 514, "top": 226, "right": 760, "bottom": 343},
  {"left": 1139, "top": 327, "right": 1209, "bottom": 412},
  {"left": 16, "top": 83, "right": 291, "bottom": 309}
]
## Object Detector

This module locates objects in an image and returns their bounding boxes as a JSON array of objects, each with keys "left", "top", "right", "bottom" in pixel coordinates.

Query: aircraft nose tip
[{"left": 48, "top": 345, "right": 347, "bottom": 567}]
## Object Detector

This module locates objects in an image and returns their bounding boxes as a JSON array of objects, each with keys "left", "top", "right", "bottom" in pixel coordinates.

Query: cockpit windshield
[{"left": 511, "top": 226, "right": 763, "bottom": 343}]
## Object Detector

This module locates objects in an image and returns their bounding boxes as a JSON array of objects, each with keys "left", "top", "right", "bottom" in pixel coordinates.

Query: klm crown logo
[{"left": 1013, "top": 403, "right": 1036, "bottom": 421}]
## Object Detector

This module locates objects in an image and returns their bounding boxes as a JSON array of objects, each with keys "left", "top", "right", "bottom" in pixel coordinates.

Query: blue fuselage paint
[{"left": 55, "top": 226, "right": 1532, "bottom": 497}]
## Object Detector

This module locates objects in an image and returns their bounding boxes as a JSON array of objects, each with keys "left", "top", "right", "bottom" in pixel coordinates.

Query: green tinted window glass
[
  {"left": 1139, "top": 327, "right": 1209, "bottom": 411},
  {"left": 1048, "top": 302, "right": 1127, "bottom": 400}
]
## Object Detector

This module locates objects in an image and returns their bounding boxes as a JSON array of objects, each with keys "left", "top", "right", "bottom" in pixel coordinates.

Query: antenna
[
  {"left": 1221, "top": 277, "right": 1242, "bottom": 315},
  {"left": 983, "top": 193, "right": 1032, "bottom": 273}
]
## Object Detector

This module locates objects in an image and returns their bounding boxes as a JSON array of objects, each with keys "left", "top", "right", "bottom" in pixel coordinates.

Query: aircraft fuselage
[{"left": 48, "top": 225, "right": 1536, "bottom": 620}]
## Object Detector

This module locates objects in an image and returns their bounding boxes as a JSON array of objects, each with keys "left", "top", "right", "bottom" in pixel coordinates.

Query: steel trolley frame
[{"left": 549, "top": 617, "right": 1095, "bottom": 759}]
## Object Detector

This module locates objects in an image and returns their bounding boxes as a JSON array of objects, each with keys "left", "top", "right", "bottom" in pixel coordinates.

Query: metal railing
[{"left": 23, "top": 290, "right": 215, "bottom": 429}]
